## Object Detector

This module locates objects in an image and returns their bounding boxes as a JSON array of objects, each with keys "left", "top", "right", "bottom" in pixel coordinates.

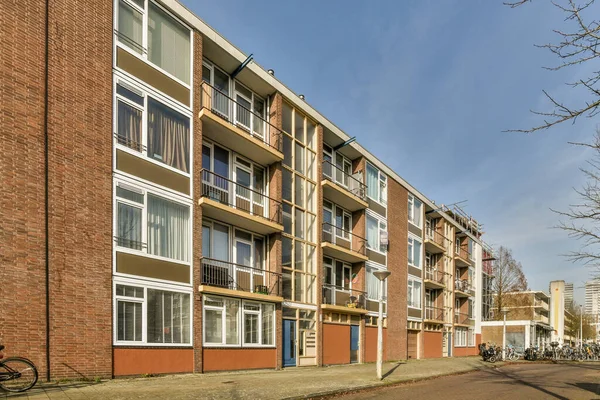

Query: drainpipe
[{"left": 44, "top": 0, "right": 51, "bottom": 382}]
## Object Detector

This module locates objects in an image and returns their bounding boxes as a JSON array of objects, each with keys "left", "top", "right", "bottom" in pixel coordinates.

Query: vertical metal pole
[
  {"left": 502, "top": 312, "right": 507, "bottom": 360},
  {"left": 377, "top": 278, "right": 384, "bottom": 380},
  {"left": 580, "top": 305, "right": 583, "bottom": 348}
]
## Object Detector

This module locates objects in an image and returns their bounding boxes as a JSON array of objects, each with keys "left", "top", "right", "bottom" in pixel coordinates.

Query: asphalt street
[{"left": 336, "top": 363, "right": 600, "bottom": 400}]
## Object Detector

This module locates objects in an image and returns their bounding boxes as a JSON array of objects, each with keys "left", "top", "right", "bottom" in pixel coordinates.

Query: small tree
[
  {"left": 566, "top": 303, "right": 597, "bottom": 341},
  {"left": 492, "top": 246, "right": 529, "bottom": 319},
  {"left": 505, "top": 0, "right": 600, "bottom": 133}
]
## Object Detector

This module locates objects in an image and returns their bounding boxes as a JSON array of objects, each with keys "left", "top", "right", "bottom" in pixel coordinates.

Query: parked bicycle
[{"left": 0, "top": 345, "right": 38, "bottom": 392}]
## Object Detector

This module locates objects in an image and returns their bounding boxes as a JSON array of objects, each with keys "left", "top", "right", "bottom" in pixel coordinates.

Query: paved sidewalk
[{"left": 2, "top": 357, "right": 497, "bottom": 400}]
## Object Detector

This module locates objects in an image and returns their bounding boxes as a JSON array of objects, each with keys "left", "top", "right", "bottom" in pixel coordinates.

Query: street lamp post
[
  {"left": 501, "top": 307, "right": 509, "bottom": 361},
  {"left": 373, "top": 270, "right": 391, "bottom": 380}
]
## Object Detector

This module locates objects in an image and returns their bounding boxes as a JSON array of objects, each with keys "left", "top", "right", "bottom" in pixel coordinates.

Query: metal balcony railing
[
  {"left": 322, "top": 283, "right": 367, "bottom": 309},
  {"left": 322, "top": 222, "right": 367, "bottom": 256},
  {"left": 322, "top": 160, "right": 367, "bottom": 201},
  {"left": 455, "top": 245, "right": 471, "bottom": 261},
  {"left": 200, "top": 257, "right": 281, "bottom": 296},
  {"left": 114, "top": 236, "right": 146, "bottom": 251},
  {"left": 200, "top": 81, "right": 282, "bottom": 153},
  {"left": 201, "top": 169, "right": 283, "bottom": 225},
  {"left": 425, "top": 228, "right": 449, "bottom": 248},
  {"left": 454, "top": 312, "right": 471, "bottom": 325},
  {"left": 454, "top": 279, "right": 475, "bottom": 294},
  {"left": 425, "top": 267, "right": 446, "bottom": 285},
  {"left": 115, "top": 30, "right": 147, "bottom": 55},
  {"left": 425, "top": 306, "right": 445, "bottom": 321}
]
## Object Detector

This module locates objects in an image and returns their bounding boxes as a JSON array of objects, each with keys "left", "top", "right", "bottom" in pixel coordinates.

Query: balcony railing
[
  {"left": 200, "top": 257, "right": 281, "bottom": 296},
  {"left": 322, "top": 222, "right": 367, "bottom": 256},
  {"left": 200, "top": 81, "right": 282, "bottom": 153},
  {"left": 425, "top": 229, "right": 449, "bottom": 248},
  {"left": 454, "top": 279, "right": 475, "bottom": 294},
  {"left": 455, "top": 245, "right": 472, "bottom": 261},
  {"left": 425, "top": 306, "right": 445, "bottom": 321},
  {"left": 322, "top": 283, "right": 367, "bottom": 309},
  {"left": 322, "top": 160, "right": 367, "bottom": 201},
  {"left": 425, "top": 267, "right": 446, "bottom": 285},
  {"left": 201, "top": 169, "right": 283, "bottom": 225},
  {"left": 454, "top": 312, "right": 471, "bottom": 325}
]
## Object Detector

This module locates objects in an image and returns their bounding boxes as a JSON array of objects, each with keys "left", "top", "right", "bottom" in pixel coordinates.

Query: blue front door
[
  {"left": 350, "top": 325, "right": 359, "bottom": 363},
  {"left": 283, "top": 320, "right": 296, "bottom": 367}
]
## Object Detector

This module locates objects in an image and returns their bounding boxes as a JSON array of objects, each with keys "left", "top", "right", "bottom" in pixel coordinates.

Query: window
[
  {"left": 322, "top": 202, "right": 351, "bottom": 242},
  {"left": 115, "top": 79, "right": 191, "bottom": 174},
  {"left": 366, "top": 213, "right": 387, "bottom": 253},
  {"left": 408, "top": 194, "right": 422, "bottom": 227},
  {"left": 455, "top": 327, "right": 467, "bottom": 347},
  {"left": 115, "top": 283, "right": 191, "bottom": 345},
  {"left": 366, "top": 265, "right": 387, "bottom": 301},
  {"left": 408, "top": 235, "right": 422, "bottom": 268},
  {"left": 115, "top": 182, "right": 190, "bottom": 263},
  {"left": 203, "top": 296, "right": 275, "bottom": 346},
  {"left": 468, "top": 239, "right": 475, "bottom": 261},
  {"left": 366, "top": 163, "right": 386, "bottom": 204},
  {"left": 468, "top": 299, "right": 474, "bottom": 319},
  {"left": 468, "top": 328, "right": 475, "bottom": 347},
  {"left": 407, "top": 278, "right": 422, "bottom": 309},
  {"left": 116, "top": 0, "right": 191, "bottom": 84}
]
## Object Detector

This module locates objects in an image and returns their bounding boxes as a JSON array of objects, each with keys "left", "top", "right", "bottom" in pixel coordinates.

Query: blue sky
[{"left": 183, "top": 0, "right": 598, "bottom": 303}]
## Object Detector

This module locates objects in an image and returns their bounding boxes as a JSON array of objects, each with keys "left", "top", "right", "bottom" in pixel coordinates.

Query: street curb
[{"left": 281, "top": 363, "right": 500, "bottom": 400}]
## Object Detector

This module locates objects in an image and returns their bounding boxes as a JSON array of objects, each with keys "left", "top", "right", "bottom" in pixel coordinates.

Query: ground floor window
[
  {"left": 455, "top": 327, "right": 467, "bottom": 347},
  {"left": 114, "top": 281, "right": 192, "bottom": 345},
  {"left": 203, "top": 295, "right": 275, "bottom": 347},
  {"left": 468, "top": 328, "right": 475, "bottom": 347}
]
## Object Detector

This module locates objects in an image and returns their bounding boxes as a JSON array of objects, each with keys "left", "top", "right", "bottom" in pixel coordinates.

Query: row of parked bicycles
[{"left": 480, "top": 341, "right": 600, "bottom": 363}]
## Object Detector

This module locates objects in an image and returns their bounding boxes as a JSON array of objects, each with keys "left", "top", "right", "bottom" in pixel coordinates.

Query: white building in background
[
  {"left": 564, "top": 282, "right": 574, "bottom": 309},
  {"left": 585, "top": 279, "right": 600, "bottom": 316}
]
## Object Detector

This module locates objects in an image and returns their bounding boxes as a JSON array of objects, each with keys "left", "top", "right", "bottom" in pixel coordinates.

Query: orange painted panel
[
  {"left": 453, "top": 346, "right": 479, "bottom": 357},
  {"left": 113, "top": 348, "right": 193, "bottom": 376},
  {"left": 423, "top": 331, "right": 443, "bottom": 358},
  {"left": 203, "top": 348, "right": 276, "bottom": 372},
  {"left": 365, "top": 326, "right": 387, "bottom": 363},
  {"left": 323, "top": 324, "right": 351, "bottom": 365}
]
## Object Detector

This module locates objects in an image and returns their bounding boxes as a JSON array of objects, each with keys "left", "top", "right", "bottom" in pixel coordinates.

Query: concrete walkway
[{"left": 2, "top": 357, "right": 497, "bottom": 400}]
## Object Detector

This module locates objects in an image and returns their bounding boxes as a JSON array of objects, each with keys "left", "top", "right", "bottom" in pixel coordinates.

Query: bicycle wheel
[{"left": 0, "top": 357, "right": 38, "bottom": 392}]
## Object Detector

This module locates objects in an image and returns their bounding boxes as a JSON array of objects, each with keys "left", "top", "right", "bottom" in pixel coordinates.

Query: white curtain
[
  {"left": 367, "top": 268, "right": 380, "bottom": 300},
  {"left": 366, "top": 164, "right": 378, "bottom": 200},
  {"left": 147, "top": 195, "right": 189, "bottom": 261},
  {"left": 118, "top": 0, "right": 143, "bottom": 53},
  {"left": 148, "top": 2, "right": 190, "bottom": 84},
  {"left": 366, "top": 216, "right": 378, "bottom": 250}
]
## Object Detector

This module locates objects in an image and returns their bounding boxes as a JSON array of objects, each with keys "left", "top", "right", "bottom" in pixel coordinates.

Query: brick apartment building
[{"left": 1, "top": 0, "right": 488, "bottom": 379}]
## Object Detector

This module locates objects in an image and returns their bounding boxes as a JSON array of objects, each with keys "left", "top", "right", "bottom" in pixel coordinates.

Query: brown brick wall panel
[
  {"left": 45, "top": 0, "right": 114, "bottom": 379},
  {"left": 113, "top": 348, "right": 194, "bottom": 376},
  {"left": 423, "top": 331, "right": 442, "bottom": 358},
  {"left": 365, "top": 326, "right": 387, "bottom": 363},
  {"left": 386, "top": 178, "right": 408, "bottom": 360},
  {"left": 192, "top": 30, "right": 204, "bottom": 373},
  {"left": 322, "top": 323, "right": 351, "bottom": 365},
  {"left": 0, "top": 0, "right": 48, "bottom": 379}
]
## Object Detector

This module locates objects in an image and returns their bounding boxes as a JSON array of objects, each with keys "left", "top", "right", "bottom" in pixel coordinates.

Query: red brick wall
[
  {"left": 113, "top": 348, "right": 194, "bottom": 376},
  {"left": 192, "top": 30, "right": 204, "bottom": 373},
  {"left": 202, "top": 348, "right": 277, "bottom": 372},
  {"left": 0, "top": 0, "right": 48, "bottom": 378},
  {"left": 46, "top": 0, "right": 114, "bottom": 379},
  {"left": 386, "top": 178, "right": 408, "bottom": 360},
  {"left": 1, "top": 0, "right": 114, "bottom": 380},
  {"left": 365, "top": 326, "right": 387, "bottom": 363}
]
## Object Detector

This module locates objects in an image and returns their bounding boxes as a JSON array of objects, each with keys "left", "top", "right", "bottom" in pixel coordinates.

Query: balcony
[
  {"left": 322, "top": 284, "right": 369, "bottom": 315},
  {"left": 199, "top": 169, "right": 284, "bottom": 235},
  {"left": 534, "top": 298, "right": 549, "bottom": 311},
  {"left": 454, "top": 279, "right": 474, "bottom": 298},
  {"left": 424, "top": 229, "right": 448, "bottom": 254},
  {"left": 321, "top": 223, "right": 368, "bottom": 264},
  {"left": 534, "top": 314, "right": 549, "bottom": 324},
  {"left": 454, "top": 246, "right": 472, "bottom": 267},
  {"left": 454, "top": 312, "right": 472, "bottom": 326},
  {"left": 322, "top": 161, "right": 368, "bottom": 212},
  {"left": 199, "top": 257, "right": 283, "bottom": 302},
  {"left": 199, "top": 82, "right": 284, "bottom": 166},
  {"left": 424, "top": 306, "right": 445, "bottom": 323},
  {"left": 424, "top": 267, "right": 447, "bottom": 289}
]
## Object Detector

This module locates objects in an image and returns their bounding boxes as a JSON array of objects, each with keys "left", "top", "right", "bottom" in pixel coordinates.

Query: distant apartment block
[
  {"left": 2, "top": 0, "right": 491, "bottom": 378},
  {"left": 564, "top": 282, "right": 574, "bottom": 309},
  {"left": 585, "top": 279, "right": 600, "bottom": 316}
]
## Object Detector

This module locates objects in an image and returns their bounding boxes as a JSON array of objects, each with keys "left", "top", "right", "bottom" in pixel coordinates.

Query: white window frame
[
  {"left": 202, "top": 295, "right": 276, "bottom": 348},
  {"left": 366, "top": 263, "right": 388, "bottom": 304},
  {"left": 323, "top": 201, "right": 352, "bottom": 242},
  {"left": 408, "top": 234, "right": 422, "bottom": 269},
  {"left": 455, "top": 327, "right": 467, "bottom": 347},
  {"left": 408, "top": 194, "right": 422, "bottom": 228},
  {"left": 114, "top": 0, "right": 193, "bottom": 89},
  {"left": 366, "top": 162, "right": 387, "bottom": 205},
  {"left": 113, "top": 277, "right": 193, "bottom": 346},
  {"left": 113, "top": 178, "right": 192, "bottom": 270},
  {"left": 366, "top": 211, "right": 388, "bottom": 254},
  {"left": 407, "top": 277, "right": 422, "bottom": 309},
  {"left": 113, "top": 73, "right": 193, "bottom": 179},
  {"left": 468, "top": 328, "right": 475, "bottom": 347}
]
